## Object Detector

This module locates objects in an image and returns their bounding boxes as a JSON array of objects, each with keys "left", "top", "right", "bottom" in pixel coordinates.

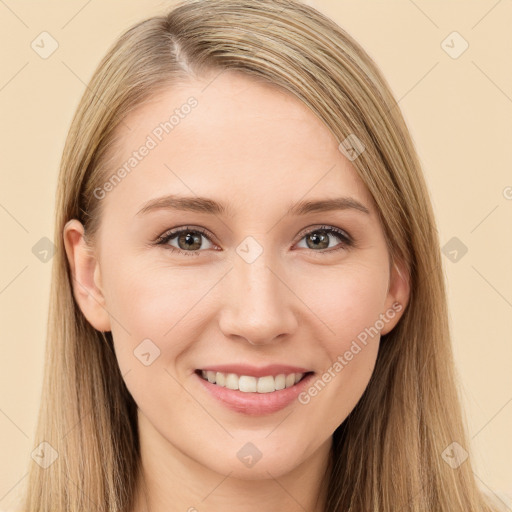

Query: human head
[{"left": 23, "top": 1, "right": 500, "bottom": 511}]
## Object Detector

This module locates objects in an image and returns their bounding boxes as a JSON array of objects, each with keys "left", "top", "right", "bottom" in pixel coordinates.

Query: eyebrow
[{"left": 136, "top": 194, "right": 370, "bottom": 217}]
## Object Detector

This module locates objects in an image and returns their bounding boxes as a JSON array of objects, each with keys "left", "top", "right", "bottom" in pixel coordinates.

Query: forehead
[{"left": 103, "top": 70, "right": 374, "bottom": 216}]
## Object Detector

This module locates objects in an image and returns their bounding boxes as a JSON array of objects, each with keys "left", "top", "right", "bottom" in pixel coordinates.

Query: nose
[{"left": 218, "top": 249, "right": 298, "bottom": 346}]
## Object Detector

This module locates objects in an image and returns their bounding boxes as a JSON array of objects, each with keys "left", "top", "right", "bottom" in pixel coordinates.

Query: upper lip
[{"left": 197, "top": 364, "right": 313, "bottom": 378}]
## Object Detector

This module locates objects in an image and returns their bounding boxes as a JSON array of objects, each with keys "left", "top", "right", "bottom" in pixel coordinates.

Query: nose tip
[{"left": 218, "top": 261, "right": 298, "bottom": 346}]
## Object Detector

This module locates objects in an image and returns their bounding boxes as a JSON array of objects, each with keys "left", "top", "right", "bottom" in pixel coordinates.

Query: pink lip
[
  {"left": 198, "top": 364, "right": 312, "bottom": 378},
  {"left": 194, "top": 370, "right": 315, "bottom": 416}
]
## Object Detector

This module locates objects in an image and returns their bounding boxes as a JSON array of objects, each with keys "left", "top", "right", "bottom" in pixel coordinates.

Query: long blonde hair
[{"left": 21, "top": 1, "right": 505, "bottom": 510}]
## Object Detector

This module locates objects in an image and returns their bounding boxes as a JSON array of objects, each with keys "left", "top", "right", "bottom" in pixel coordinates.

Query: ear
[
  {"left": 380, "top": 257, "right": 410, "bottom": 336},
  {"left": 63, "top": 219, "right": 111, "bottom": 332}
]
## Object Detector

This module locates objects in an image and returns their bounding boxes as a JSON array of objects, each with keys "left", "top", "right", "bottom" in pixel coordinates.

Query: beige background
[{"left": 1, "top": 0, "right": 511, "bottom": 509}]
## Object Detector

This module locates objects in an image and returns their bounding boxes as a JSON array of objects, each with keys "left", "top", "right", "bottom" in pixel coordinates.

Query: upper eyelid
[
  {"left": 296, "top": 224, "right": 351, "bottom": 240},
  {"left": 156, "top": 226, "right": 217, "bottom": 245},
  {"left": 156, "top": 224, "right": 352, "bottom": 247}
]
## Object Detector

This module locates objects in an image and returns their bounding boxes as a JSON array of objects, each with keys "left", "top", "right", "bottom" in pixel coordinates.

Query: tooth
[
  {"left": 285, "top": 373, "right": 296, "bottom": 388},
  {"left": 225, "top": 373, "right": 239, "bottom": 390},
  {"left": 215, "top": 372, "right": 226, "bottom": 387},
  {"left": 239, "top": 375, "right": 257, "bottom": 392},
  {"left": 257, "top": 375, "right": 276, "bottom": 393},
  {"left": 274, "top": 374, "right": 286, "bottom": 390},
  {"left": 201, "top": 370, "right": 308, "bottom": 393}
]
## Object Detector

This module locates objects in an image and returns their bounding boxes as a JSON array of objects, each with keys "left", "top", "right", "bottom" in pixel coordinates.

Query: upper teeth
[{"left": 201, "top": 370, "right": 305, "bottom": 393}]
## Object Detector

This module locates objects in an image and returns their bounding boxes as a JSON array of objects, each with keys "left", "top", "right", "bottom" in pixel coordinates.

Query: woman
[{"left": 19, "top": 0, "right": 507, "bottom": 510}]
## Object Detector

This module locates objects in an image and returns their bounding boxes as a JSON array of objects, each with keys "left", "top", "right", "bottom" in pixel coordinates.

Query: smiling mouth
[{"left": 195, "top": 369, "right": 314, "bottom": 393}]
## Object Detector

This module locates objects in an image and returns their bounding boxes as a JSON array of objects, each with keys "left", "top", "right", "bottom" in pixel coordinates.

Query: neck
[{"left": 130, "top": 411, "right": 332, "bottom": 512}]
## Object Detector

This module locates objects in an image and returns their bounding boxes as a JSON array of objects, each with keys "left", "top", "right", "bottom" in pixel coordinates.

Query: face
[{"left": 65, "top": 70, "right": 409, "bottom": 481}]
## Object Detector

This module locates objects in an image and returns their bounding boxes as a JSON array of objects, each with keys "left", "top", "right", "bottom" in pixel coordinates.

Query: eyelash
[{"left": 153, "top": 225, "right": 354, "bottom": 257}]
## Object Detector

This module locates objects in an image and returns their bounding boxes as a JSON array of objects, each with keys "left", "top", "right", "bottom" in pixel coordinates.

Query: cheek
[
  {"left": 102, "top": 257, "right": 216, "bottom": 364},
  {"left": 102, "top": 262, "right": 208, "bottom": 414},
  {"left": 300, "top": 261, "right": 390, "bottom": 347},
  {"left": 104, "top": 250, "right": 389, "bottom": 354},
  {"left": 294, "top": 263, "right": 388, "bottom": 417}
]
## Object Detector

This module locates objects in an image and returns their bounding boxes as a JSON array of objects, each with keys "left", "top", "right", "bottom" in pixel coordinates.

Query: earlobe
[
  {"left": 63, "top": 219, "right": 111, "bottom": 332},
  {"left": 381, "top": 258, "right": 410, "bottom": 336}
]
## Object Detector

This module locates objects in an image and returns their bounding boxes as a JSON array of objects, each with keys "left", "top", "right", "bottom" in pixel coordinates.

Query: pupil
[
  {"left": 309, "top": 230, "right": 328, "bottom": 249},
  {"left": 180, "top": 232, "right": 200, "bottom": 250}
]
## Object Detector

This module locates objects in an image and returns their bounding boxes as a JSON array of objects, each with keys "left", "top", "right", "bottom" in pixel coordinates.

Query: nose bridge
[{"left": 218, "top": 238, "right": 297, "bottom": 344}]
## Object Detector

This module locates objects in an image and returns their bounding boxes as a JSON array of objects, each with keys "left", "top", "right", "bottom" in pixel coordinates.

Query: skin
[{"left": 64, "top": 70, "right": 410, "bottom": 512}]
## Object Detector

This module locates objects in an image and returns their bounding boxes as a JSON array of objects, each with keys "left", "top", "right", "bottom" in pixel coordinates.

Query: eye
[
  {"left": 154, "top": 224, "right": 354, "bottom": 257},
  {"left": 155, "top": 226, "right": 217, "bottom": 256},
  {"left": 295, "top": 225, "right": 353, "bottom": 253}
]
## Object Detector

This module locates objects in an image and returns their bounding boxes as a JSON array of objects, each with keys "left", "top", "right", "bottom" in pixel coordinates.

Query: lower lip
[{"left": 194, "top": 371, "right": 315, "bottom": 416}]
